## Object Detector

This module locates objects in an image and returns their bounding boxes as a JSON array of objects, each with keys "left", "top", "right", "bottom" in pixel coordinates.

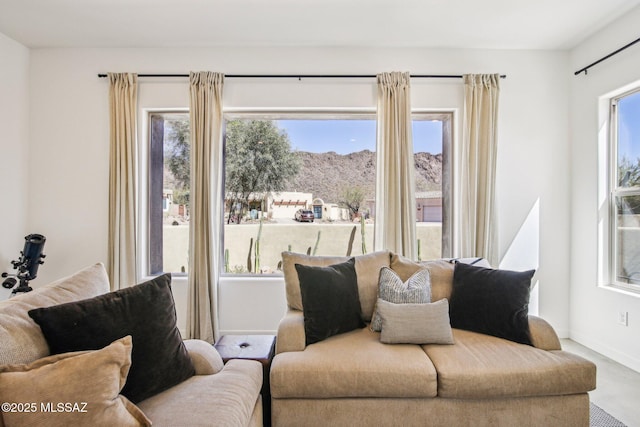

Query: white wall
[
  {"left": 570, "top": 5, "right": 640, "bottom": 372},
  {"left": 0, "top": 33, "right": 29, "bottom": 300},
  {"left": 26, "top": 46, "right": 570, "bottom": 335}
]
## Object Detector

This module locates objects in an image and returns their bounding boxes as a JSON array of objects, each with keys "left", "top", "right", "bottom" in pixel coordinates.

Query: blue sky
[
  {"left": 618, "top": 91, "right": 640, "bottom": 162},
  {"left": 276, "top": 119, "right": 443, "bottom": 155}
]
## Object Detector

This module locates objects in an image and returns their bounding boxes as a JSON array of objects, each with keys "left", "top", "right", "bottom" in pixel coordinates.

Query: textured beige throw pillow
[
  {"left": 0, "top": 336, "right": 151, "bottom": 427},
  {"left": 377, "top": 298, "right": 455, "bottom": 345},
  {"left": 0, "top": 262, "right": 110, "bottom": 366}
]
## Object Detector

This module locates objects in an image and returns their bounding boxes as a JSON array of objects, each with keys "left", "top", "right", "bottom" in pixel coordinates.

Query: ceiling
[{"left": 0, "top": 0, "right": 638, "bottom": 50}]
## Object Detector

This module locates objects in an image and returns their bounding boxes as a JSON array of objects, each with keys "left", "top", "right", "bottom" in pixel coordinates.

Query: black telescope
[{"left": 2, "top": 234, "right": 46, "bottom": 295}]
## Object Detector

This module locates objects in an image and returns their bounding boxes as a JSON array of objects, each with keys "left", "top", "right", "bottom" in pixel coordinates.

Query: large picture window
[
  {"left": 148, "top": 112, "right": 191, "bottom": 275},
  {"left": 222, "top": 114, "right": 377, "bottom": 274},
  {"left": 609, "top": 89, "right": 640, "bottom": 288},
  {"left": 147, "top": 111, "right": 452, "bottom": 276}
]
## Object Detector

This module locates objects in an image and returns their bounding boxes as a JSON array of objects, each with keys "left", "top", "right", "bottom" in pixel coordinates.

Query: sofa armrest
[
  {"left": 275, "top": 309, "right": 306, "bottom": 354},
  {"left": 528, "top": 315, "right": 562, "bottom": 351},
  {"left": 184, "top": 339, "right": 225, "bottom": 375}
]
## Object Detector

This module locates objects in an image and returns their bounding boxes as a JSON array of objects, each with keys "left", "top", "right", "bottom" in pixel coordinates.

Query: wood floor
[{"left": 562, "top": 339, "right": 640, "bottom": 427}]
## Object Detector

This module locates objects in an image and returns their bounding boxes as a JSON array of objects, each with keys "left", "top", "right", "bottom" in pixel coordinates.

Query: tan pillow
[
  {"left": 0, "top": 336, "right": 151, "bottom": 427},
  {"left": 281, "top": 251, "right": 390, "bottom": 321},
  {"left": 390, "top": 254, "right": 455, "bottom": 302},
  {"left": 377, "top": 298, "right": 454, "bottom": 345},
  {"left": 0, "top": 262, "right": 111, "bottom": 365}
]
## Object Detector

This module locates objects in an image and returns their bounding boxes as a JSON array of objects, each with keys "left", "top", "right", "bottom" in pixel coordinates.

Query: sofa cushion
[
  {"left": 296, "top": 259, "right": 365, "bottom": 345},
  {"left": 28, "top": 273, "right": 195, "bottom": 403},
  {"left": 138, "top": 359, "right": 263, "bottom": 427},
  {"left": 370, "top": 266, "right": 431, "bottom": 331},
  {"left": 271, "top": 327, "right": 437, "bottom": 399},
  {"left": 377, "top": 298, "right": 454, "bottom": 345},
  {"left": 282, "top": 250, "right": 390, "bottom": 321},
  {"left": 0, "top": 263, "right": 110, "bottom": 365},
  {"left": 450, "top": 263, "right": 535, "bottom": 345},
  {"left": 0, "top": 336, "right": 151, "bottom": 427},
  {"left": 390, "top": 255, "right": 455, "bottom": 302},
  {"left": 389, "top": 254, "right": 492, "bottom": 303},
  {"left": 423, "top": 329, "right": 597, "bottom": 399}
]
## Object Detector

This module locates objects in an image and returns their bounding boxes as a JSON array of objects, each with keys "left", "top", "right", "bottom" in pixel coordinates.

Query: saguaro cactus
[
  {"left": 254, "top": 217, "right": 263, "bottom": 273},
  {"left": 360, "top": 216, "right": 367, "bottom": 254},
  {"left": 312, "top": 231, "right": 321, "bottom": 256},
  {"left": 346, "top": 226, "right": 356, "bottom": 256},
  {"left": 247, "top": 238, "right": 253, "bottom": 273}
]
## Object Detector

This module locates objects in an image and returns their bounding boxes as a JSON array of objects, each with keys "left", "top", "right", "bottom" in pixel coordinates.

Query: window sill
[
  {"left": 219, "top": 274, "right": 285, "bottom": 283},
  {"left": 598, "top": 283, "right": 640, "bottom": 298}
]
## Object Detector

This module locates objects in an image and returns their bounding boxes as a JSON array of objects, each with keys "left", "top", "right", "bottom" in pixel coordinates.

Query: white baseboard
[{"left": 569, "top": 331, "right": 640, "bottom": 373}]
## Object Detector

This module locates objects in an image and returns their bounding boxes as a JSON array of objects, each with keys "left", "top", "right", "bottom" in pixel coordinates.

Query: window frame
[
  {"left": 413, "top": 111, "right": 453, "bottom": 258},
  {"left": 607, "top": 87, "right": 640, "bottom": 292},
  {"left": 147, "top": 110, "right": 190, "bottom": 277}
]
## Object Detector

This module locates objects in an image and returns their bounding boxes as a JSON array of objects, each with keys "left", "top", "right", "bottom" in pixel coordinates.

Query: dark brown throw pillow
[
  {"left": 28, "top": 273, "right": 195, "bottom": 403},
  {"left": 296, "top": 258, "right": 365, "bottom": 345},
  {"left": 449, "top": 263, "right": 535, "bottom": 345}
]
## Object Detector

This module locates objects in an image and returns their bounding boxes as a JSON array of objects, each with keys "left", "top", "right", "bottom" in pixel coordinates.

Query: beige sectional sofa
[
  {"left": 0, "top": 263, "right": 263, "bottom": 427},
  {"left": 270, "top": 251, "right": 597, "bottom": 427}
]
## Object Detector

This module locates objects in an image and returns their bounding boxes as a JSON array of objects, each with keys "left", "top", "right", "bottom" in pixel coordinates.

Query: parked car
[{"left": 295, "top": 209, "right": 315, "bottom": 222}]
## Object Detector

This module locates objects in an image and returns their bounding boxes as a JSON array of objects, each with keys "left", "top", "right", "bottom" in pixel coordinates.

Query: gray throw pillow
[
  {"left": 377, "top": 298, "right": 454, "bottom": 345},
  {"left": 371, "top": 267, "right": 431, "bottom": 331}
]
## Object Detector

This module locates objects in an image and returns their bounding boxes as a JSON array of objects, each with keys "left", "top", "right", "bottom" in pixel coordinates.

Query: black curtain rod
[
  {"left": 574, "top": 36, "right": 640, "bottom": 76},
  {"left": 97, "top": 73, "right": 506, "bottom": 79}
]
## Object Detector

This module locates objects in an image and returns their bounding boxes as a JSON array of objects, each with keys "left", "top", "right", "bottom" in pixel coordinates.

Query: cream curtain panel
[
  {"left": 187, "top": 72, "right": 224, "bottom": 343},
  {"left": 107, "top": 73, "right": 138, "bottom": 290},
  {"left": 374, "top": 72, "right": 417, "bottom": 259},
  {"left": 457, "top": 74, "right": 500, "bottom": 266}
]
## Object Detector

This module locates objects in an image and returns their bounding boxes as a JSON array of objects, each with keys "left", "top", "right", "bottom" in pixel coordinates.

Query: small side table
[{"left": 214, "top": 335, "right": 276, "bottom": 427}]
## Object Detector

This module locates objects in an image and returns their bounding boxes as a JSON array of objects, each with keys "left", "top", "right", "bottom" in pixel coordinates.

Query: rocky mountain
[{"left": 287, "top": 150, "right": 442, "bottom": 204}]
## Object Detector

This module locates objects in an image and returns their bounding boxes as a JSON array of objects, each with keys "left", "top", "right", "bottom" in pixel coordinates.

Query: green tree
[
  {"left": 340, "top": 185, "right": 366, "bottom": 220},
  {"left": 619, "top": 156, "right": 640, "bottom": 187},
  {"left": 618, "top": 156, "right": 640, "bottom": 214},
  {"left": 165, "top": 119, "right": 190, "bottom": 206},
  {"left": 225, "top": 120, "right": 300, "bottom": 223}
]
